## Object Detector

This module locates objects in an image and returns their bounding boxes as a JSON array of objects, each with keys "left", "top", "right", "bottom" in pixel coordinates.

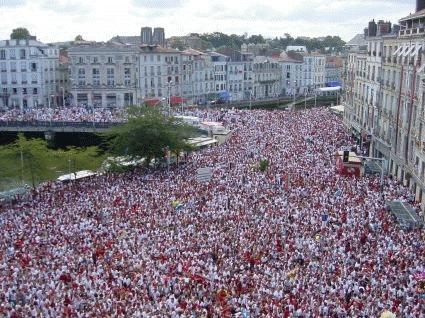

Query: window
[
  {"left": 0, "top": 62, "right": 6, "bottom": 71},
  {"left": 107, "top": 57, "right": 113, "bottom": 63},
  {"left": 157, "top": 55, "right": 161, "bottom": 62},
  {"left": 107, "top": 68, "right": 114, "bottom": 86},
  {"left": 93, "top": 56, "right": 99, "bottom": 63},
  {"left": 0, "top": 73, "right": 6, "bottom": 84},
  {"left": 10, "top": 62, "right": 16, "bottom": 72},
  {"left": 19, "top": 49, "right": 26, "bottom": 59},
  {"left": 11, "top": 73, "right": 17, "bottom": 83},
  {"left": 150, "top": 55, "right": 153, "bottom": 62},
  {"left": 23, "top": 88, "right": 27, "bottom": 95},
  {"left": 0, "top": 50, "right": 6, "bottom": 60},
  {"left": 31, "top": 63, "right": 37, "bottom": 72},
  {"left": 9, "top": 49, "right": 16, "bottom": 59},
  {"left": 125, "top": 56, "right": 130, "bottom": 63},
  {"left": 33, "top": 88, "right": 38, "bottom": 95},
  {"left": 20, "top": 61, "right": 26, "bottom": 71},
  {"left": 78, "top": 57, "right": 84, "bottom": 64},
  {"left": 31, "top": 73, "right": 37, "bottom": 84},
  {"left": 124, "top": 68, "right": 131, "bottom": 86},
  {"left": 78, "top": 68, "right": 85, "bottom": 85},
  {"left": 92, "top": 68, "right": 100, "bottom": 86},
  {"left": 21, "top": 73, "right": 27, "bottom": 83}
]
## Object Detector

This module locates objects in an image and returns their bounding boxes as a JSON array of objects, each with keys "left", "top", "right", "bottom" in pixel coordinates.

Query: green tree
[
  {"left": 10, "top": 27, "right": 30, "bottom": 40},
  {"left": 105, "top": 107, "right": 196, "bottom": 167},
  {"left": 0, "top": 134, "right": 55, "bottom": 188},
  {"left": 74, "top": 35, "right": 84, "bottom": 41},
  {"left": 0, "top": 134, "right": 104, "bottom": 190},
  {"left": 56, "top": 146, "right": 105, "bottom": 177}
]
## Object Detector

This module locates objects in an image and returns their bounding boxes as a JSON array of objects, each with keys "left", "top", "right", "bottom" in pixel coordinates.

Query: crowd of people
[
  {"left": 0, "top": 108, "right": 424, "bottom": 317},
  {"left": 0, "top": 107, "right": 127, "bottom": 123}
]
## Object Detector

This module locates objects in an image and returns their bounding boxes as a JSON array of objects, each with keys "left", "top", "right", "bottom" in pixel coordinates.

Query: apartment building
[
  {"left": 217, "top": 48, "right": 254, "bottom": 101},
  {"left": 343, "top": 0, "right": 425, "bottom": 207},
  {"left": 325, "top": 56, "right": 344, "bottom": 86},
  {"left": 181, "top": 49, "right": 215, "bottom": 104},
  {"left": 139, "top": 45, "right": 182, "bottom": 101},
  {"left": 278, "top": 51, "right": 304, "bottom": 96},
  {"left": 303, "top": 53, "right": 326, "bottom": 92},
  {"left": 252, "top": 56, "right": 281, "bottom": 99},
  {"left": 0, "top": 38, "right": 60, "bottom": 109},
  {"left": 68, "top": 42, "right": 139, "bottom": 108}
]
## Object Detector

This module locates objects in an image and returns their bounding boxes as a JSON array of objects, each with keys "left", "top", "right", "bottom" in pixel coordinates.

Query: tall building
[
  {"left": 141, "top": 27, "right": 153, "bottom": 45},
  {"left": 153, "top": 28, "right": 165, "bottom": 46},
  {"left": 343, "top": 0, "right": 425, "bottom": 207},
  {"left": 0, "top": 38, "right": 60, "bottom": 109}
]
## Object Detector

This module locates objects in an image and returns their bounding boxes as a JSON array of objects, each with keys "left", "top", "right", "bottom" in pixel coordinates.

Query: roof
[
  {"left": 346, "top": 34, "right": 367, "bottom": 47},
  {"left": 140, "top": 45, "right": 180, "bottom": 53},
  {"left": 182, "top": 48, "right": 207, "bottom": 56},
  {"left": 399, "top": 8, "right": 425, "bottom": 22},
  {"left": 68, "top": 42, "right": 138, "bottom": 53},
  {"left": 109, "top": 35, "right": 141, "bottom": 46}
]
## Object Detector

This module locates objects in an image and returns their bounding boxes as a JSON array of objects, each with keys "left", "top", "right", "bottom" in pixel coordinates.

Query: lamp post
[
  {"left": 60, "top": 86, "right": 65, "bottom": 108},
  {"left": 167, "top": 80, "right": 172, "bottom": 116},
  {"left": 249, "top": 90, "right": 252, "bottom": 110}
]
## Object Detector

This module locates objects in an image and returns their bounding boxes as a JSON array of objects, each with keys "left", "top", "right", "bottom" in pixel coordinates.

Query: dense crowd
[
  {"left": 0, "top": 107, "right": 126, "bottom": 123},
  {"left": 0, "top": 108, "right": 424, "bottom": 317}
]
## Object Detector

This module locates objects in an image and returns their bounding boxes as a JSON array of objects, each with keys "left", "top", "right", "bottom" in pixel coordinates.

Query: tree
[
  {"left": 10, "top": 28, "right": 30, "bottom": 40},
  {"left": 0, "top": 134, "right": 104, "bottom": 189},
  {"left": 74, "top": 35, "right": 84, "bottom": 42},
  {"left": 105, "top": 106, "right": 196, "bottom": 167}
]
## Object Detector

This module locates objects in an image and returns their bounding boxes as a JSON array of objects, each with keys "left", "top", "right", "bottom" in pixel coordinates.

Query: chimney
[{"left": 417, "top": 0, "right": 425, "bottom": 12}]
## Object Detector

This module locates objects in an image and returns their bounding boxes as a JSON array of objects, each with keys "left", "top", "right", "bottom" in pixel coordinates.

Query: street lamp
[
  {"left": 60, "top": 87, "right": 65, "bottom": 108},
  {"left": 167, "top": 80, "right": 173, "bottom": 116}
]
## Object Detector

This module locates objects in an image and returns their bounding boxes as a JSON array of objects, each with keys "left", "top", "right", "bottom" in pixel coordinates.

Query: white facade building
[
  {"left": 139, "top": 45, "right": 182, "bottom": 101},
  {"left": 68, "top": 42, "right": 139, "bottom": 108},
  {"left": 302, "top": 53, "right": 326, "bottom": 92},
  {"left": 252, "top": 56, "right": 281, "bottom": 99},
  {"left": 278, "top": 52, "right": 304, "bottom": 96},
  {"left": 0, "top": 38, "right": 60, "bottom": 109}
]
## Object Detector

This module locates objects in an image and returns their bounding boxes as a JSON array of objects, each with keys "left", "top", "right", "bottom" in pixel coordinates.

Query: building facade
[
  {"left": 303, "top": 53, "right": 326, "bottom": 92},
  {"left": 278, "top": 52, "right": 304, "bottom": 96},
  {"left": 252, "top": 56, "right": 281, "bottom": 99},
  {"left": 343, "top": 3, "right": 425, "bottom": 208},
  {"left": 0, "top": 38, "right": 60, "bottom": 109},
  {"left": 68, "top": 43, "right": 139, "bottom": 108},
  {"left": 139, "top": 45, "right": 182, "bottom": 101}
]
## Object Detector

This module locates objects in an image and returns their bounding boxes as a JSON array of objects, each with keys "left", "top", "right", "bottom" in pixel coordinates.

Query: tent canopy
[
  {"left": 317, "top": 86, "right": 341, "bottom": 92},
  {"left": 170, "top": 96, "right": 185, "bottom": 106}
]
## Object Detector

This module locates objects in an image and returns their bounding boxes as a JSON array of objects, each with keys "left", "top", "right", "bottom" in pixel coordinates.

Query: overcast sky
[{"left": 0, "top": 0, "right": 415, "bottom": 43}]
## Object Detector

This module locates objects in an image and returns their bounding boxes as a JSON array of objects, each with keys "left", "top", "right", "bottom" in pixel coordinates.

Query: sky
[{"left": 0, "top": 0, "right": 415, "bottom": 43}]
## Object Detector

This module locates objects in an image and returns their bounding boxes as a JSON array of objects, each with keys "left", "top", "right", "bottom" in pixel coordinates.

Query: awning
[
  {"left": 170, "top": 96, "right": 185, "bottom": 106},
  {"left": 398, "top": 44, "right": 409, "bottom": 57},
  {"left": 412, "top": 44, "right": 423, "bottom": 58},
  {"left": 329, "top": 105, "right": 344, "bottom": 114},
  {"left": 145, "top": 99, "right": 161, "bottom": 107},
  {"left": 405, "top": 44, "right": 415, "bottom": 57},
  {"left": 317, "top": 86, "right": 341, "bottom": 92},
  {"left": 392, "top": 46, "right": 402, "bottom": 56}
]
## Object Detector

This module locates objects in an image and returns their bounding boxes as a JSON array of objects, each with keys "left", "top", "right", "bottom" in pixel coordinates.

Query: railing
[{"left": 0, "top": 120, "right": 122, "bottom": 129}]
